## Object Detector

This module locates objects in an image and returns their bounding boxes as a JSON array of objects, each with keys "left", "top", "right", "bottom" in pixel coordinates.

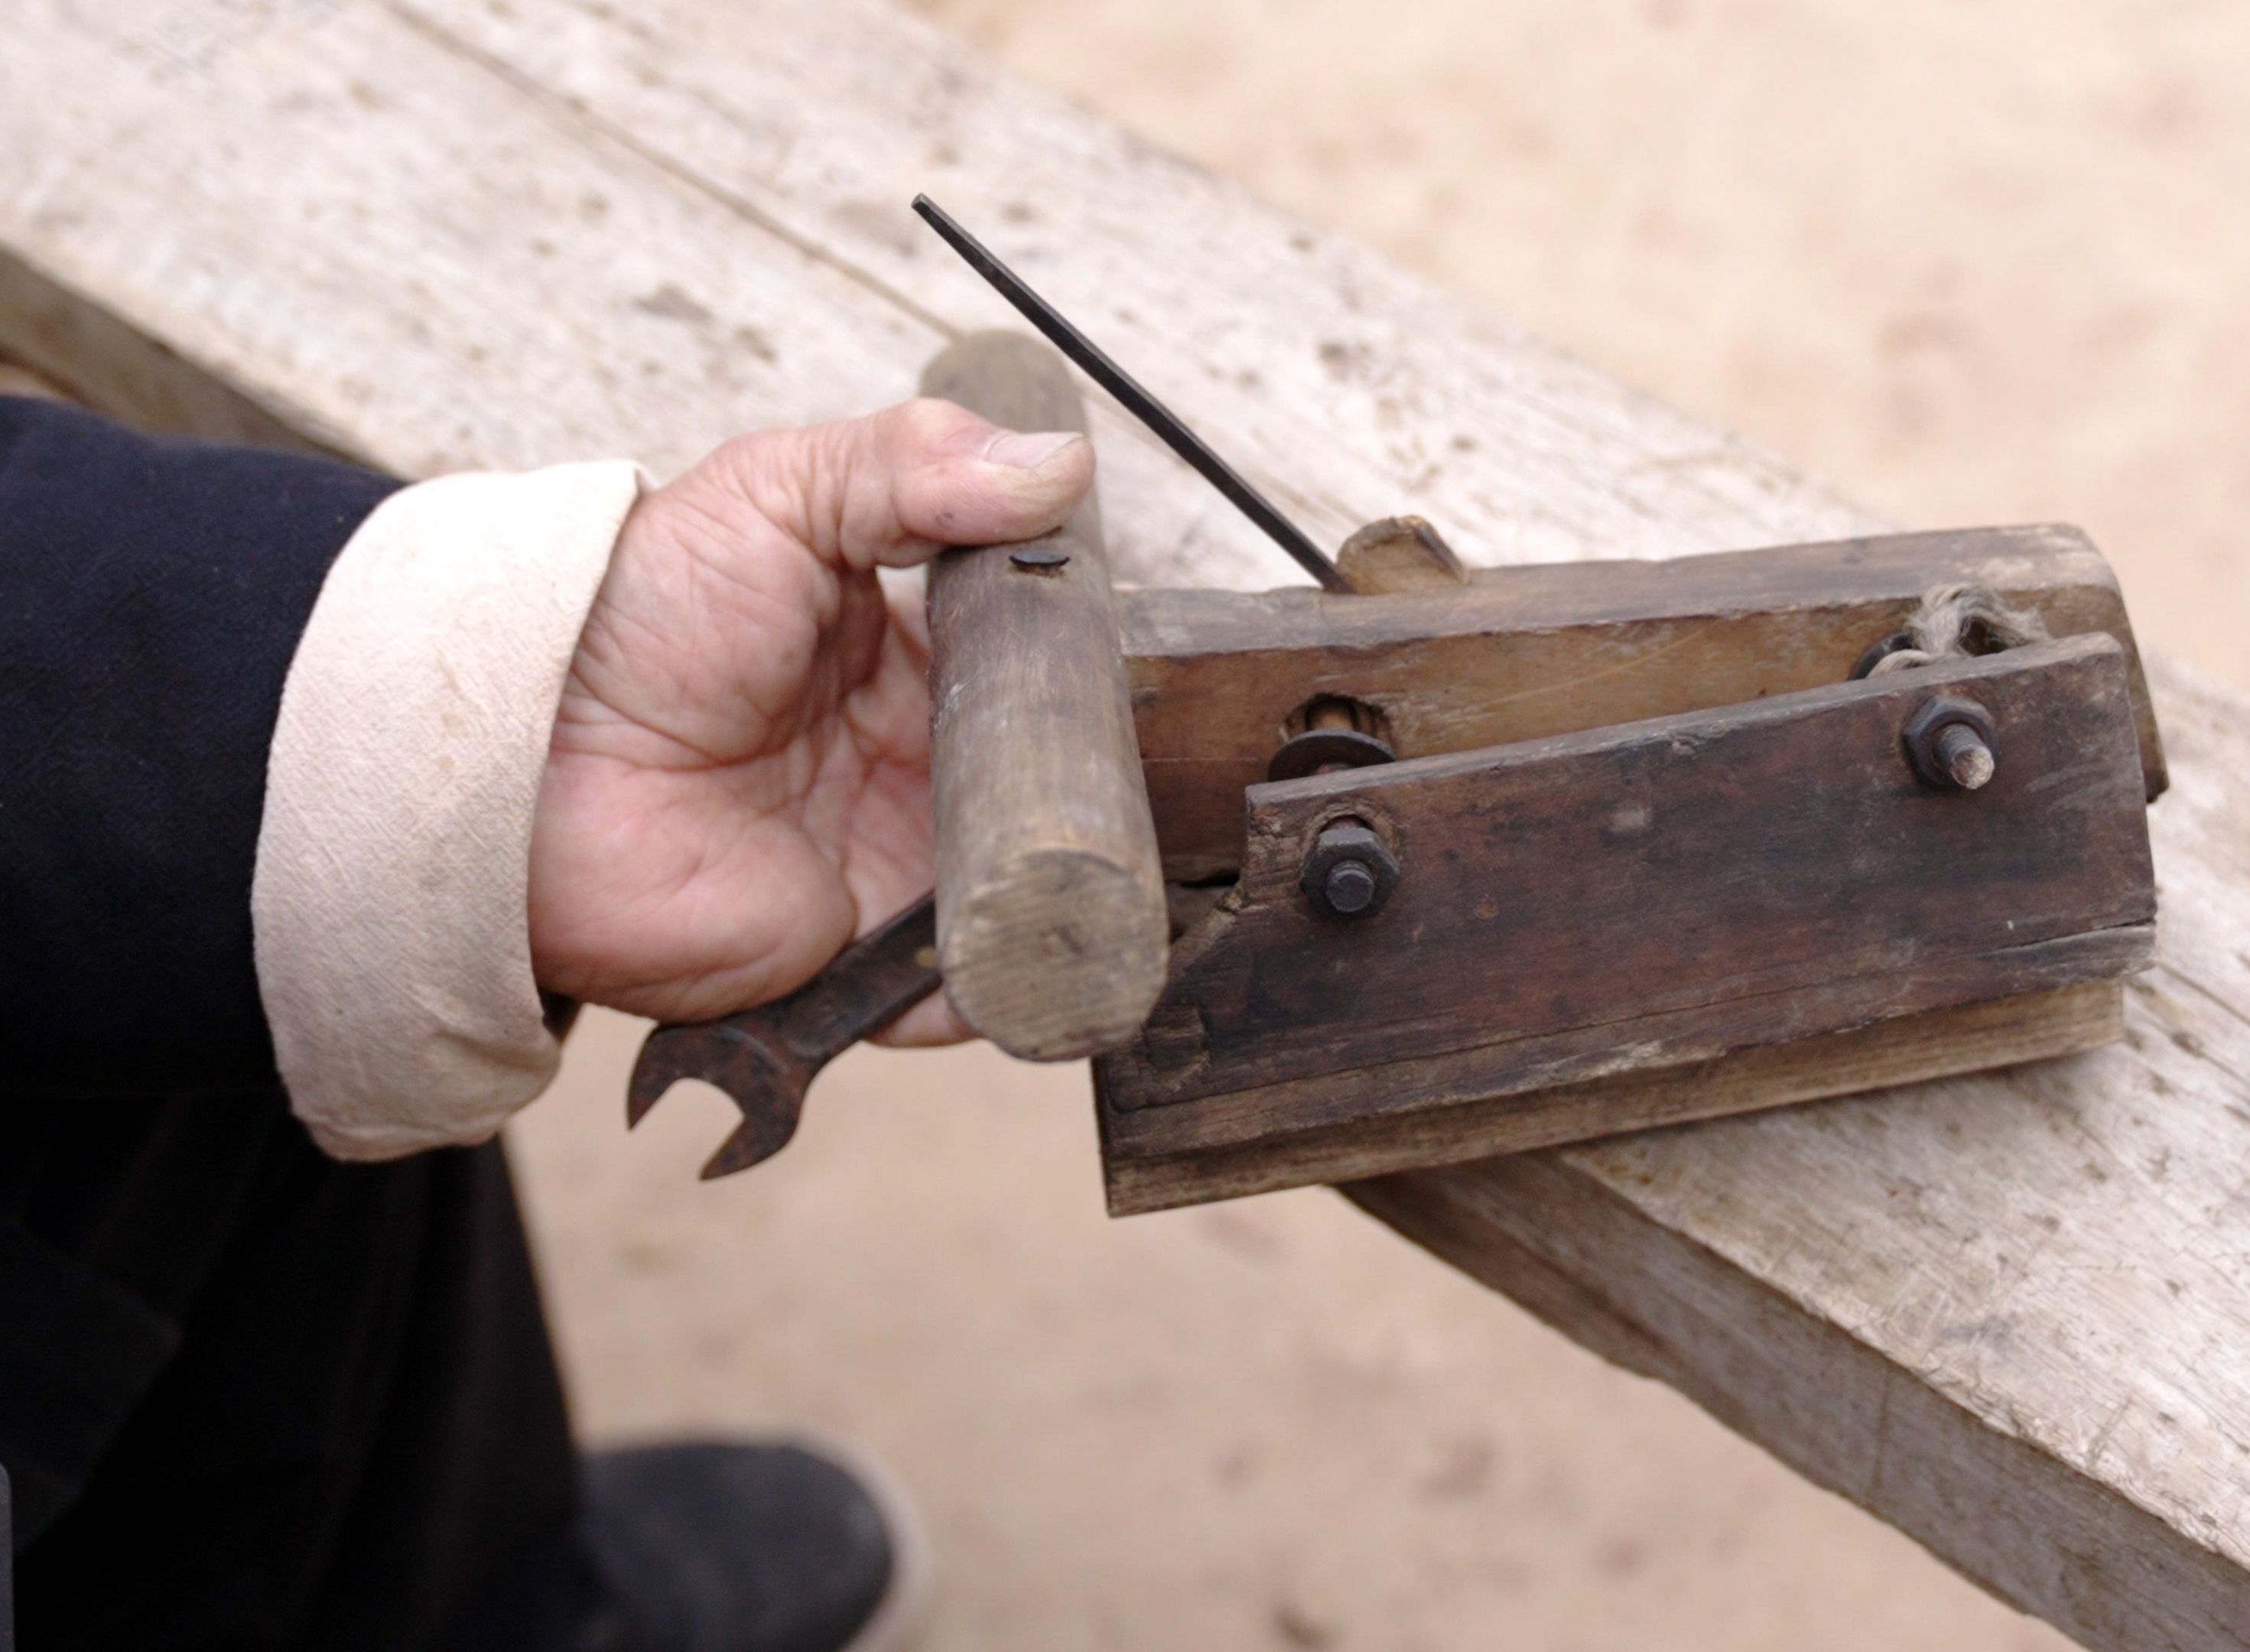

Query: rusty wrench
[{"left": 627, "top": 895, "right": 941, "bottom": 1179}]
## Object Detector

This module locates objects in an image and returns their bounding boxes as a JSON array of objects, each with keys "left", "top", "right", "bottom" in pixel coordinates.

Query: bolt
[
  {"left": 1903, "top": 697, "right": 2001, "bottom": 793},
  {"left": 1322, "top": 858, "right": 1378, "bottom": 914},
  {"left": 1299, "top": 820, "right": 1400, "bottom": 921},
  {"left": 1933, "top": 722, "right": 1996, "bottom": 790}
]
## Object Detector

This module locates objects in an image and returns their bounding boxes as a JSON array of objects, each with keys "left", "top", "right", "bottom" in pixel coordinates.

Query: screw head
[
  {"left": 1299, "top": 821, "right": 1401, "bottom": 921},
  {"left": 1009, "top": 545, "right": 1071, "bottom": 573},
  {"left": 1903, "top": 697, "right": 2001, "bottom": 792}
]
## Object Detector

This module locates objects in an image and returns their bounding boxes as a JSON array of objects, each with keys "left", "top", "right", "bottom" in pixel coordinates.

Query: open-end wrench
[{"left": 628, "top": 895, "right": 941, "bottom": 1180}]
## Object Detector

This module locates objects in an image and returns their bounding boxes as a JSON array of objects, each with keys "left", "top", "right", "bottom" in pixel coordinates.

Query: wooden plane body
[{"left": 1094, "top": 525, "right": 2164, "bottom": 1214}]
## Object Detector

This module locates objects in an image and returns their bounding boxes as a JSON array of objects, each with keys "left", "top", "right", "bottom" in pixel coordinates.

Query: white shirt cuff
[{"left": 252, "top": 461, "right": 644, "bottom": 1159}]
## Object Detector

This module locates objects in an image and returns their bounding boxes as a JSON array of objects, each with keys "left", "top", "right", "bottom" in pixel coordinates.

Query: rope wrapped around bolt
[
  {"left": 1858, "top": 582, "right": 2052, "bottom": 677},
  {"left": 1857, "top": 582, "right": 2050, "bottom": 792}
]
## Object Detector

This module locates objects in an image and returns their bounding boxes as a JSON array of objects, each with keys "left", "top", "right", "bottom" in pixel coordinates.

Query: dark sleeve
[{"left": 0, "top": 398, "right": 401, "bottom": 1094}]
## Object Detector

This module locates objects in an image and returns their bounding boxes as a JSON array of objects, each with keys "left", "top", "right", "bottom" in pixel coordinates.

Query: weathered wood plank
[
  {"left": 1121, "top": 524, "right": 2166, "bottom": 878},
  {"left": 1357, "top": 655, "right": 2250, "bottom": 1651},
  {"left": 1121, "top": 977, "right": 2127, "bottom": 1215},
  {"left": 5, "top": 4, "right": 2247, "bottom": 1647},
  {"left": 1109, "top": 636, "right": 2153, "bottom": 1103},
  {"left": 0, "top": 0, "right": 1874, "bottom": 560}
]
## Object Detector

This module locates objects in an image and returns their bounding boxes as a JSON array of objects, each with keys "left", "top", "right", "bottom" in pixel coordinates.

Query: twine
[{"left": 1862, "top": 583, "right": 2051, "bottom": 676}]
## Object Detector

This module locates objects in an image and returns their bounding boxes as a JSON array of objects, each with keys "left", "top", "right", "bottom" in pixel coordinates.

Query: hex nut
[{"left": 1299, "top": 821, "right": 1401, "bottom": 921}]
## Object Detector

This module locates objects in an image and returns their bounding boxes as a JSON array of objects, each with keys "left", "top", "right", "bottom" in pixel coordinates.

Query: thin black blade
[{"left": 913, "top": 194, "right": 1350, "bottom": 593}]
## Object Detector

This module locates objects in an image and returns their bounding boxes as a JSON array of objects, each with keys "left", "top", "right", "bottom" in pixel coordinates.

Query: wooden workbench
[{"left": 4, "top": 2, "right": 2245, "bottom": 1644}]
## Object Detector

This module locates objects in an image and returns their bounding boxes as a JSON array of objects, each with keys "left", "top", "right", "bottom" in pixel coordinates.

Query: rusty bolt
[
  {"left": 1299, "top": 820, "right": 1400, "bottom": 921},
  {"left": 1933, "top": 723, "right": 1996, "bottom": 789},
  {"left": 1904, "top": 697, "right": 2000, "bottom": 793}
]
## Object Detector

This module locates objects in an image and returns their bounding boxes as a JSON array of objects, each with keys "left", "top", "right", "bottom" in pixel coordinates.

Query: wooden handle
[{"left": 920, "top": 331, "right": 1169, "bottom": 1059}]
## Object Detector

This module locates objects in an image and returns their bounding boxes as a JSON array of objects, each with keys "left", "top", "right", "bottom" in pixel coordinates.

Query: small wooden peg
[{"left": 1335, "top": 515, "right": 1471, "bottom": 594}]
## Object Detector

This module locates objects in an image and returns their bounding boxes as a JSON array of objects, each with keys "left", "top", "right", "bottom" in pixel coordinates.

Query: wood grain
[
  {"left": 1097, "top": 637, "right": 2157, "bottom": 1201},
  {"left": 1112, "top": 977, "right": 2126, "bottom": 1214},
  {"left": 5, "top": 2, "right": 2246, "bottom": 1643},
  {"left": 919, "top": 332, "right": 1168, "bottom": 1059},
  {"left": 1122, "top": 525, "right": 2166, "bottom": 878},
  {"left": 1124, "top": 634, "right": 2152, "bottom": 1096},
  {"left": 1350, "top": 655, "right": 2250, "bottom": 1652}
]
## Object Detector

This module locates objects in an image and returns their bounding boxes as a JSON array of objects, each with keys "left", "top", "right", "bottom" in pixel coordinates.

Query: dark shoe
[{"left": 454, "top": 1439, "right": 925, "bottom": 1652}]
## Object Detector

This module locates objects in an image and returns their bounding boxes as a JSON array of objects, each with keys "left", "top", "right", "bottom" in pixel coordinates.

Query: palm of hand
[{"left": 526, "top": 402, "right": 1090, "bottom": 1032}]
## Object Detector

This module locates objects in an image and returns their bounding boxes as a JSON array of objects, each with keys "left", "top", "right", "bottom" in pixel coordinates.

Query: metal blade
[{"left": 913, "top": 194, "right": 1351, "bottom": 594}]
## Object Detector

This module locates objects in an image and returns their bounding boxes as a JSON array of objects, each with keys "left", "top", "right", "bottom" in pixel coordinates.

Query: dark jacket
[
  {"left": 0, "top": 395, "right": 398, "bottom": 1092},
  {"left": 0, "top": 399, "right": 571, "bottom": 1650}
]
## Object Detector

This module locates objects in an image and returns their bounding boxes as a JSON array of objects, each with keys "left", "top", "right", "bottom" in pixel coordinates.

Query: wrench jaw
[
  {"left": 624, "top": 893, "right": 944, "bottom": 1183},
  {"left": 697, "top": 1110, "right": 801, "bottom": 1181},
  {"left": 628, "top": 1021, "right": 817, "bottom": 1181}
]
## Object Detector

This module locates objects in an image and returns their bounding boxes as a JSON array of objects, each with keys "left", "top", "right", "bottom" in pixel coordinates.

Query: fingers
[
  {"left": 874, "top": 987, "right": 974, "bottom": 1049},
  {"left": 719, "top": 398, "right": 1094, "bottom": 573}
]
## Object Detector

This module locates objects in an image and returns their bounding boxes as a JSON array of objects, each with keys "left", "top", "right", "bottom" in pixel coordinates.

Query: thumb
[{"left": 722, "top": 397, "right": 1094, "bottom": 573}]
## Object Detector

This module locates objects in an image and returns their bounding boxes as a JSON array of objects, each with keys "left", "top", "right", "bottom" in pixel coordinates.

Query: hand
[{"left": 526, "top": 398, "right": 1093, "bottom": 1039}]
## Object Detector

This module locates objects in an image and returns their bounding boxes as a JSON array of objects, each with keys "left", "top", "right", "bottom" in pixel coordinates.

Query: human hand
[{"left": 525, "top": 399, "right": 1093, "bottom": 1041}]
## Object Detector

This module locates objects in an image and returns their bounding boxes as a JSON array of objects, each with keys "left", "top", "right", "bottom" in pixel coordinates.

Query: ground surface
[{"left": 508, "top": 4, "right": 2248, "bottom": 1647}]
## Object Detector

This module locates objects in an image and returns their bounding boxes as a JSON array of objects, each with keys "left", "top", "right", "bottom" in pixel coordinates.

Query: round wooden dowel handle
[{"left": 919, "top": 330, "right": 1169, "bottom": 1060}]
